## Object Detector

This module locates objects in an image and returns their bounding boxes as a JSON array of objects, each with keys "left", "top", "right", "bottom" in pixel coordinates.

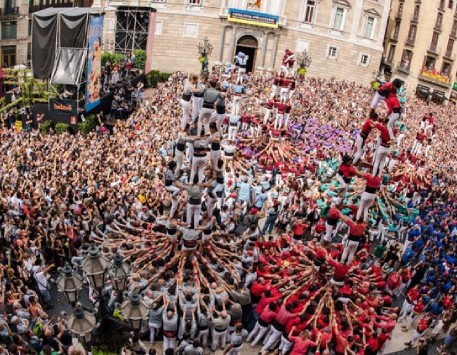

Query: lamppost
[
  {"left": 57, "top": 245, "right": 147, "bottom": 351},
  {"left": 56, "top": 263, "right": 83, "bottom": 306},
  {"left": 120, "top": 293, "right": 149, "bottom": 331},
  {"left": 67, "top": 304, "right": 97, "bottom": 345},
  {"left": 296, "top": 50, "right": 312, "bottom": 79},
  {"left": 197, "top": 37, "right": 213, "bottom": 74}
]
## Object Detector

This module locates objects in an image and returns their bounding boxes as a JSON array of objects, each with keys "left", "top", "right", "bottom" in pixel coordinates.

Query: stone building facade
[
  {"left": 0, "top": 0, "right": 82, "bottom": 68},
  {"left": 100, "top": 0, "right": 391, "bottom": 85},
  {"left": 381, "top": 0, "right": 457, "bottom": 103}
]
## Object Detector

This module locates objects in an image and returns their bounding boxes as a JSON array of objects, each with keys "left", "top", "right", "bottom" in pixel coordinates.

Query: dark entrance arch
[{"left": 235, "top": 35, "right": 258, "bottom": 72}]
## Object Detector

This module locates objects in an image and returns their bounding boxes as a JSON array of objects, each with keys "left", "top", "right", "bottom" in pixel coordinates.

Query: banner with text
[
  {"left": 86, "top": 15, "right": 104, "bottom": 112},
  {"left": 49, "top": 98, "right": 77, "bottom": 116},
  {"left": 228, "top": 8, "right": 279, "bottom": 29}
]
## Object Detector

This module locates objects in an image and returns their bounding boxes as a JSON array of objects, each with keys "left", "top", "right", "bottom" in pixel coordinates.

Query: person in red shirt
[
  {"left": 399, "top": 284, "right": 420, "bottom": 322},
  {"left": 250, "top": 278, "right": 268, "bottom": 302},
  {"left": 314, "top": 326, "right": 332, "bottom": 353},
  {"left": 356, "top": 172, "right": 382, "bottom": 222},
  {"left": 340, "top": 215, "right": 367, "bottom": 265},
  {"left": 262, "top": 97, "right": 276, "bottom": 125},
  {"left": 336, "top": 154, "right": 358, "bottom": 196},
  {"left": 273, "top": 99, "right": 291, "bottom": 130},
  {"left": 405, "top": 315, "right": 432, "bottom": 348},
  {"left": 386, "top": 269, "right": 401, "bottom": 295},
  {"left": 372, "top": 122, "right": 391, "bottom": 176},
  {"left": 279, "top": 314, "right": 308, "bottom": 354},
  {"left": 255, "top": 290, "right": 282, "bottom": 315},
  {"left": 412, "top": 129, "right": 426, "bottom": 155},
  {"left": 248, "top": 302, "right": 277, "bottom": 346},
  {"left": 374, "top": 313, "right": 398, "bottom": 333},
  {"left": 324, "top": 206, "right": 342, "bottom": 243},
  {"left": 353, "top": 111, "right": 378, "bottom": 164},
  {"left": 365, "top": 331, "right": 380, "bottom": 355},
  {"left": 385, "top": 94, "right": 402, "bottom": 140},
  {"left": 261, "top": 302, "right": 297, "bottom": 353},
  {"left": 288, "top": 328, "right": 320, "bottom": 355},
  {"left": 377, "top": 328, "right": 390, "bottom": 353},
  {"left": 403, "top": 296, "right": 425, "bottom": 331},
  {"left": 394, "top": 266, "right": 412, "bottom": 298},
  {"left": 327, "top": 257, "right": 350, "bottom": 286},
  {"left": 370, "top": 79, "right": 403, "bottom": 111},
  {"left": 332, "top": 316, "right": 349, "bottom": 355},
  {"left": 291, "top": 217, "right": 308, "bottom": 241}
]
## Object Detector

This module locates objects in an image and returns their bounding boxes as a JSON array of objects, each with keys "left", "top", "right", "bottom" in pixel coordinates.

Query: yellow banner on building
[{"left": 228, "top": 8, "right": 279, "bottom": 29}]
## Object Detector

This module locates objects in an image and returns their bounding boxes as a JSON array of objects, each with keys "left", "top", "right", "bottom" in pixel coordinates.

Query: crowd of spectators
[{"left": 0, "top": 64, "right": 456, "bottom": 355}]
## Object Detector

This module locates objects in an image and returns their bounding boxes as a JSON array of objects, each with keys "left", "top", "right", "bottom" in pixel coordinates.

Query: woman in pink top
[{"left": 289, "top": 328, "right": 320, "bottom": 355}]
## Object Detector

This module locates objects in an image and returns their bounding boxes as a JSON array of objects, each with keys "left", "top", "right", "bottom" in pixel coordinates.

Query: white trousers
[
  {"left": 237, "top": 68, "right": 246, "bottom": 84},
  {"left": 399, "top": 300, "right": 413, "bottom": 321},
  {"left": 336, "top": 173, "right": 349, "bottom": 196},
  {"left": 148, "top": 322, "right": 160, "bottom": 344},
  {"left": 261, "top": 326, "right": 282, "bottom": 352},
  {"left": 353, "top": 134, "right": 366, "bottom": 164},
  {"left": 198, "top": 107, "right": 213, "bottom": 136},
  {"left": 248, "top": 321, "right": 269, "bottom": 346},
  {"left": 192, "top": 97, "right": 203, "bottom": 123},
  {"left": 210, "top": 148, "right": 220, "bottom": 169},
  {"left": 279, "top": 87, "right": 289, "bottom": 103},
  {"left": 228, "top": 124, "right": 239, "bottom": 141},
  {"left": 190, "top": 155, "right": 206, "bottom": 183},
  {"left": 163, "top": 336, "right": 176, "bottom": 354},
  {"left": 227, "top": 345, "right": 243, "bottom": 355},
  {"left": 166, "top": 185, "right": 181, "bottom": 218},
  {"left": 356, "top": 191, "right": 376, "bottom": 222},
  {"left": 341, "top": 239, "right": 359, "bottom": 264},
  {"left": 397, "top": 133, "right": 405, "bottom": 147},
  {"left": 373, "top": 145, "right": 390, "bottom": 176},
  {"left": 270, "top": 84, "right": 278, "bottom": 99},
  {"left": 371, "top": 91, "right": 385, "bottom": 109},
  {"left": 211, "top": 329, "right": 227, "bottom": 351},
  {"left": 324, "top": 222, "right": 335, "bottom": 242},
  {"left": 180, "top": 99, "right": 191, "bottom": 130},
  {"left": 387, "top": 112, "right": 400, "bottom": 140},
  {"left": 215, "top": 113, "right": 226, "bottom": 134},
  {"left": 263, "top": 108, "right": 272, "bottom": 124},
  {"left": 186, "top": 202, "right": 201, "bottom": 228},
  {"left": 175, "top": 149, "right": 184, "bottom": 171},
  {"left": 278, "top": 334, "right": 293, "bottom": 354},
  {"left": 274, "top": 113, "right": 283, "bottom": 130},
  {"left": 412, "top": 140, "right": 422, "bottom": 155},
  {"left": 232, "top": 96, "right": 242, "bottom": 116},
  {"left": 198, "top": 328, "right": 209, "bottom": 347}
]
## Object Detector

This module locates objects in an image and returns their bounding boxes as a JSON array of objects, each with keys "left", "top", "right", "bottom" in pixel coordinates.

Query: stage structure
[
  {"left": 115, "top": 6, "right": 156, "bottom": 56},
  {"left": 31, "top": 7, "right": 104, "bottom": 125}
]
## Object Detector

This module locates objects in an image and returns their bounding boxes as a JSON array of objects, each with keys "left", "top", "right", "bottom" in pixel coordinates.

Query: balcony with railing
[
  {"left": 418, "top": 67, "right": 452, "bottom": 88},
  {"left": 29, "top": 1, "right": 76, "bottom": 13},
  {"left": 444, "top": 49, "right": 454, "bottom": 60},
  {"left": 0, "top": 7, "right": 18, "bottom": 16},
  {"left": 405, "top": 37, "right": 415, "bottom": 46},
  {"left": 427, "top": 45, "right": 440, "bottom": 55}
]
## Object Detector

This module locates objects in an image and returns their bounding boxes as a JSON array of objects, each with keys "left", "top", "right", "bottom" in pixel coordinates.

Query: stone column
[
  {"left": 267, "top": 32, "right": 279, "bottom": 71},
  {"left": 228, "top": 27, "right": 237, "bottom": 62},
  {"left": 350, "top": 0, "right": 364, "bottom": 40},
  {"left": 216, "top": 25, "right": 228, "bottom": 65},
  {"left": 257, "top": 31, "right": 270, "bottom": 70}
]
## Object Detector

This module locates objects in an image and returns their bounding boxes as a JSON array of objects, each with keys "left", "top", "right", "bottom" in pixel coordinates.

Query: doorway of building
[
  {"left": 1, "top": 46, "right": 16, "bottom": 68},
  {"left": 235, "top": 35, "right": 258, "bottom": 72}
]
